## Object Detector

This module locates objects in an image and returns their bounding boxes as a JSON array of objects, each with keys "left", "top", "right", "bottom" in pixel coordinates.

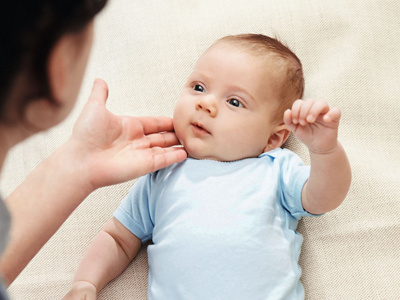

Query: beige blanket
[{"left": 3, "top": 0, "right": 400, "bottom": 299}]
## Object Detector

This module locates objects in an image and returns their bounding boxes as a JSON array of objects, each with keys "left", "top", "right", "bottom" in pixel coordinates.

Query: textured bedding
[{"left": 3, "top": 0, "right": 400, "bottom": 299}]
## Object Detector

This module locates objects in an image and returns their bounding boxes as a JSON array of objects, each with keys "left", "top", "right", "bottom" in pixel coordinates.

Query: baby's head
[
  {"left": 218, "top": 34, "right": 304, "bottom": 124},
  {"left": 173, "top": 34, "right": 304, "bottom": 161}
]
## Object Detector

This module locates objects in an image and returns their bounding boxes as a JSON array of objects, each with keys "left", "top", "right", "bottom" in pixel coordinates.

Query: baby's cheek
[{"left": 174, "top": 125, "right": 186, "bottom": 147}]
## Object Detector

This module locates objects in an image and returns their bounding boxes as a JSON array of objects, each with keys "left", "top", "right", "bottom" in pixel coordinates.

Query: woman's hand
[
  {"left": 67, "top": 78, "right": 187, "bottom": 190},
  {"left": 0, "top": 78, "right": 186, "bottom": 285}
]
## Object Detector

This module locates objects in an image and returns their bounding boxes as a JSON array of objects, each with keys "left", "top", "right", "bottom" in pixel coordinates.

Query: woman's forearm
[{"left": 0, "top": 141, "right": 94, "bottom": 285}]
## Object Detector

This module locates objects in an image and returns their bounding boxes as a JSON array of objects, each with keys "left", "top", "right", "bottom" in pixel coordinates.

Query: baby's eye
[
  {"left": 227, "top": 98, "right": 243, "bottom": 108},
  {"left": 193, "top": 84, "right": 205, "bottom": 92}
]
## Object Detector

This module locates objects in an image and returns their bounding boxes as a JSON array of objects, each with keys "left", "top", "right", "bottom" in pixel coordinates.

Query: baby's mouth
[{"left": 192, "top": 122, "right": 211, "bottom": 135}]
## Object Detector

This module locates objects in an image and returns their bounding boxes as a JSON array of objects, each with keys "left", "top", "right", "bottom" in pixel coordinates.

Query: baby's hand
[
  {"left": 283, "top": 99, "right": 341, "bottom": 154},
  {"left": 62, "top": 281, "right": 97, "bottom": 300}
]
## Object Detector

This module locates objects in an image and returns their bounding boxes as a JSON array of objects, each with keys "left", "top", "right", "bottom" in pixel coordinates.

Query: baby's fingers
[
  {"left": 283, "top": 109, "right": 298, "bottom": 132},
  {"left": 290, "top": 99, "right": 329, "bottom": 125},
  {"left": 289, "top": 99, "right": 304, "bottom": 124},
  {"left": 298, "top": 99, "right": 318, "bottom": 125},
  {"left": 323, "top": 107, "right": 341, "bottom": 123},
  {"left": 283, "top": 108, "right": 292, "bottom": 125},
  {"left": 306, "top": 100, "right": 330, "bottom": 123}
]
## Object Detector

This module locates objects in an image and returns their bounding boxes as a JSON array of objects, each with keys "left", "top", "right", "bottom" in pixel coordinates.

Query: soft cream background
[{"left": 2, "top": 0, "right": 400, "bottom": 299}]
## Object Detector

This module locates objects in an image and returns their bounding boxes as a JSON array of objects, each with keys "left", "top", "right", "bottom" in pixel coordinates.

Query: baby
[{"left": 64, "top": 34, "right": 351, "bottom": 300}]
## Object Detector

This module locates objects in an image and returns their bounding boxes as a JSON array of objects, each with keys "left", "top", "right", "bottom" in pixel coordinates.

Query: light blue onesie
[{"left": 114, "top": 148, "right": 317, "bottom": 300}]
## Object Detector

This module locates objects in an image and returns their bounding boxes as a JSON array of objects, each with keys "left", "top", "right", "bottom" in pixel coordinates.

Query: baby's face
[{"left": 173, "top": 42, "right": 281, "bottom": 161}]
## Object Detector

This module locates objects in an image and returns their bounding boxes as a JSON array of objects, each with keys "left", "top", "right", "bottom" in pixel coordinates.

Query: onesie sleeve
[
  {"left": 277, "top": 149, "right": 320, "bottom": 219},
  {"left": 113, "top": 174, "right": 154, "bottom": 243}
]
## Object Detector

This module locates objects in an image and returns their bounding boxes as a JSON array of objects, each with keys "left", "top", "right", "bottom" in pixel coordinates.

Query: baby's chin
[
  {"left": 186, "top": 150, "right": 239, "bottom": 162},
  {"left": 186, "top": 147, "right": 263, "bottom": 162},
  {"left": 185, "top": 149, "right": 222, "bottom": 161},
  {"left": 177, "top": 136, "right": 222, "bottom": 161},
  {"left": 182, "top": 140, "right": 258, "bottom": 162},
  {"left": 187, "top": 152, "right": 218, "bottom": 161}
]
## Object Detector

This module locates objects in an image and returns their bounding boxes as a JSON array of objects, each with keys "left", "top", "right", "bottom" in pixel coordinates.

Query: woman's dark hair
[{"left": 0, "top": 0, "right": 108, "bottom": 122}]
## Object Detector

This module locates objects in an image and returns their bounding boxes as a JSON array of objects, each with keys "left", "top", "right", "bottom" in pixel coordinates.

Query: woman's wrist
[{"left": 50, "top": 137, "right": 98, "bottom": 198}]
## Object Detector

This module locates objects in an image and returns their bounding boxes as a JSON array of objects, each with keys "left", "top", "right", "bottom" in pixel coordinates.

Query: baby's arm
[
  {"left": 63, "top": 217, "right": 142, "bottom": 299},
  {"left": 284, "top": 99, "right": 351, "bottom": 214}
]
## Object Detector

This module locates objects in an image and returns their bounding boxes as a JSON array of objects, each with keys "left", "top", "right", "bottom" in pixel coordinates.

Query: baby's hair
[{"left": 216, "top": 34, "right": 304, "bottom": 124}]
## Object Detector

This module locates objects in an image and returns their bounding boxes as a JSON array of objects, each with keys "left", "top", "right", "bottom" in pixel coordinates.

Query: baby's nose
[{"left": 195, "top": 96, "right": 217, "bottom": 117}]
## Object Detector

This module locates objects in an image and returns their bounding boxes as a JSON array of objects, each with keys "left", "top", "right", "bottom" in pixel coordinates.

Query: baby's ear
[{"left": 264, "top": 124, "right": 291, "bottom": 152}]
